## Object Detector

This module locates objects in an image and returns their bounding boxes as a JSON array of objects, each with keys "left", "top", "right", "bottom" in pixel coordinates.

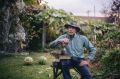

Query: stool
[
  {"left": 51, "top": 59, "right": 80, "bottom": 79},
  {"left": 51, "top": 61, "right": 62, "bottom": 79}
]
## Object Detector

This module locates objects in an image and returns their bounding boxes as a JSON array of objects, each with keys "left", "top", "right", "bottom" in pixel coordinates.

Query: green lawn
[
  {"left": 0, "top": 52, "right": 58, "bottom": 79},
  {"left": 0, "top": 52, "right": 101, "bottom": 79}
]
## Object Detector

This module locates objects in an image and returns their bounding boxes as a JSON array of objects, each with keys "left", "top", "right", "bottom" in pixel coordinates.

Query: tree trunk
[
  {"left": 0, "top": 1, "right": 12, "bottom": 52},
  {"left": 42, "top": 25, "right": 46, "bottom": 49},
  {"left": 0, "top": 0, "right": 25, "bottom": 53}
]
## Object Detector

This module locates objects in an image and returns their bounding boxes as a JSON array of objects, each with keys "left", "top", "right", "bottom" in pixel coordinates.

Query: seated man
[{"left": 49, "top": 21, "right": 96, "bottom": 79}]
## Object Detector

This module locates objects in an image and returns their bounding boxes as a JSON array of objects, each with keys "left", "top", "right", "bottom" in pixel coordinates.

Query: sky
[{"left": 44, "top": 0, "right": 111, "bottom": 17}]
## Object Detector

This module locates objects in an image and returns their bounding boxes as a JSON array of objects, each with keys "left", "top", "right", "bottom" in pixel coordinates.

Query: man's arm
[
  {"left": 80, "top": 36, "right": 96, "bottom": 66},
  {"left": 83, "top": 36, "right": 96, "bottom": 61},
  {"left": 49, "top": 36, "right": 62, "bottom": 48},
  {"left": 49, "top": 35, "right": 68, "bottom": 48}
]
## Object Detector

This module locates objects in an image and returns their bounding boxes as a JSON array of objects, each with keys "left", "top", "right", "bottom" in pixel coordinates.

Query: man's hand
[
  {"left": 58, "top": 38, "right": 69, "bottom": 46},
  {"left": 80, "top": 59, "right": 90, "bottom": 66}
]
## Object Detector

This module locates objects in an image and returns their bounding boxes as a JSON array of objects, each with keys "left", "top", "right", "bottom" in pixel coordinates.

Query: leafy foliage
[
  {"left": 106, "top": 0, "right": 120, "bottom": 24},
  {"left": 38, "top": 56, "right": 47, "bottom": 65},
  {"left": 105, "top": 31, "right": 120, "bottom": 43},
  {"left": 101, "top": 50, "right": 120, "bottom": 78},
  {"left": 91, "top": 23, "right": 120, "bottom": 79},
  {"left": 20, "top": 2, "right": 73, "bottom": 50},
  {"left": 23, "top": 0, "right": 36, "bottom": 5}
]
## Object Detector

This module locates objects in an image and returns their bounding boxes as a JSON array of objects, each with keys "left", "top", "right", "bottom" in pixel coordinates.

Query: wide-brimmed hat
[{"left": 64, "top": 22, "right": 80, "bottom": 32}]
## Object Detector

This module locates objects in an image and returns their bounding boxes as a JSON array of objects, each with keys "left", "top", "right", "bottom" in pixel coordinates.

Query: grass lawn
[
  {"left": 0, "top": 52, "right": 101, "bottom": 79},
  {"left": 0, "top": 52, "right": 58, "bottom": 79}
]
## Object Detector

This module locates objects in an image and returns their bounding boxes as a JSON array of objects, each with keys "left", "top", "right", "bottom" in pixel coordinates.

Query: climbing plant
[{"left": 20, "top": 2, "right": 72, "bottom": 50}]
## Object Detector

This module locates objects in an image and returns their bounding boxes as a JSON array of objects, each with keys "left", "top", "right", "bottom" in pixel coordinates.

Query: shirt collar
[{"left": 67, "top": 33, "right": 77, "bottom": 39}]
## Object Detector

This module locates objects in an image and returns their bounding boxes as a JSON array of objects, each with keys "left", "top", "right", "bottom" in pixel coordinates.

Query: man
[{"left": 49, "top": 21, "right": 96, "bottom": 79}]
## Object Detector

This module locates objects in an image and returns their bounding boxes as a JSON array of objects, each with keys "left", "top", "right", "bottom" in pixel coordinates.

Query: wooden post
[{"left": 42, "top": 25, "right": 46, "bottom": 49}]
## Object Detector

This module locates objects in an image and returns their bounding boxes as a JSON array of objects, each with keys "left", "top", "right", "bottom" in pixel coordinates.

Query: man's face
[{"left": 67, "top": 26, "right": 76, "bottom": 35}]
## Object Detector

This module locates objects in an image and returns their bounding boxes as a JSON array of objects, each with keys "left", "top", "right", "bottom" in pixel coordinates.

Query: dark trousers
[{"left": 60, "top": 57, "right": 92, "bottom": 79}]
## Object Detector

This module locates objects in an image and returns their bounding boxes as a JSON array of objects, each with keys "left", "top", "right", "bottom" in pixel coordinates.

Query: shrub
[
  {"left": 101, "top": 50, "right": 120, "bottom": 78},
  {"left": 24, "top": 56, "right": 34, "bottom": 65},
  {"left": 38, "top": 56, "right": 47, "bottom": 65}
]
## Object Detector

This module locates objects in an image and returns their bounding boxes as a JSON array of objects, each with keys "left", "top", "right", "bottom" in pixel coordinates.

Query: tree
[
  {"left": 111, "top": 0, "right": 120, "bottom": 24},
  {"left": 20, "top": 1, "right": 73, "bottom": 50},
  {"left": 0, "top": 0, "right": 26, "bottom": 53},
  {"left": 103, "top": 0, "right": 120, "bottom": 24}
]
